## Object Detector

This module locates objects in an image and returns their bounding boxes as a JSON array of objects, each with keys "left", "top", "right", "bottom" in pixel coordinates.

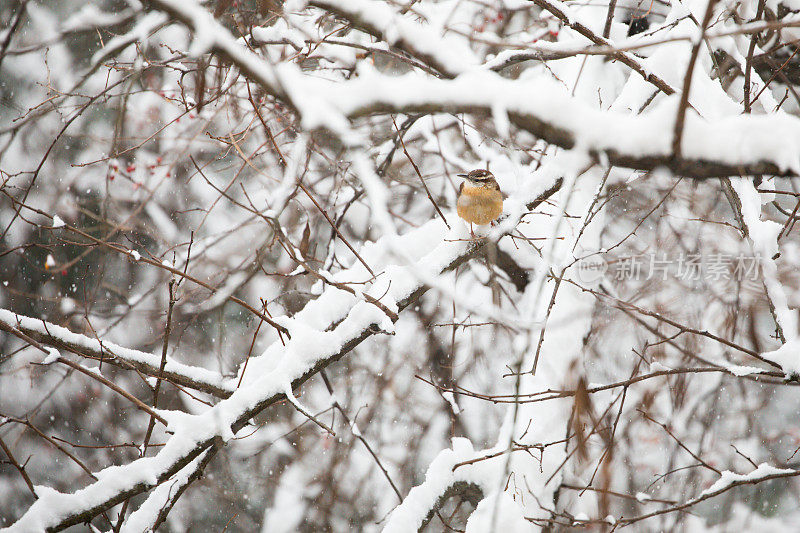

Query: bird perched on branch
[{"left": 456, "top": 169, "right": 503, "bottom": 237}]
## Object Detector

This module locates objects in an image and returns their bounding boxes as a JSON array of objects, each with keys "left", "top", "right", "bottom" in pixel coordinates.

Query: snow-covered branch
[
  {"left": 0, "top": 309, "right": 234, "bottom": 398},
  {"left": 143, "top": 0, "right": 800, "bottom": 178},
  {"left": 307, "top": 0, "right": 479, "bottom": 78},
  {"left": 6, "top": 0, "right": 800, "bottom": 529},
  {"left": 2, "top": 209, "right": 543, "bottom": 531},
  {"left": 618, "top": 464, "right": 800, "bottom": 526}
]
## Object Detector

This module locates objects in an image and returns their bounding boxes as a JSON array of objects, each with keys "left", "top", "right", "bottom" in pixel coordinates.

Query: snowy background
[{"left": 3, "top": 0, "right": 800, "bottom": 531}]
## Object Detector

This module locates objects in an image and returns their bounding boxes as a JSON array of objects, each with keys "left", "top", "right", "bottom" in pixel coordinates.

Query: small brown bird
[{"left": 456, "top": 169, "right": 503, "bottom": 237}]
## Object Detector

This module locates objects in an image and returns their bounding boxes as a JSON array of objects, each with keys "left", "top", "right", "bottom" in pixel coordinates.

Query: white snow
[
  {"left": 140, "top": 0, "right": 800, "bottom": 172},
  {"left": 701, "top": 463, "right": 796, "bottom": 497},
  {"left": 731, "top": 178, "right": 800, "bottom": 375},
  {"left": 0, "top": 309, "right": 235, "bottom": 396},
  {"left": 442, "top": 391, "right": 460, "bottom": 415},
  {"left": 763, "top": 341, "right": 800, "bottom": 377},
  {"left": 649, "top": 361, "right": 672, "bottom": 373},
  {"left": 719, "top": 363, "right": 767, "bottom": 377},
  {"left": 310, "top": 0, "right": 479, "bottom": 76},
  {"left": 7, "top": 0, "right": 800, "bottom": 530},
  {"left": 464, "top": 492, "right": 530, "bottom": 533},
  {"left": 41, "top": 348, "right": 60, "bottom": 365},
  {"left": 383, "top": 438, "right": 496, "bottom": 533},
  {"left": 120, "top": 450, "right": 211, "bottom": 533},
  {"left": 252, "top": 21, "right": 306, "bottom": 51}
]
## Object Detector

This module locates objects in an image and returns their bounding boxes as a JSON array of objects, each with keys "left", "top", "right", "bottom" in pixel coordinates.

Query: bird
[{"left": 456, "top": 169, "right": 503, "bottom": 238}]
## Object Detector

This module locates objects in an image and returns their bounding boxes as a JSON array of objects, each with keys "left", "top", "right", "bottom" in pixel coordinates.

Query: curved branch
[
  {"left": 143, "top": 0, "right": 800, "bottom": 178},
  {"left": 342, "top": 90, "right": 799, "bottom": 178},
  {"left": 307, "top": 0, "right": 477, "bottom": 78},
  {"left": 419, "top": 482, "right": 483, "bottom": 531},
  {"left": 0, "top": 309, "right": 235, "bottom": 399},
  {"left": 5, "top": 164, "right": 563, "bottom": 531},
  {"left": 0, "top": 229, "right": 498, "bottom": 531},
  {"left": 120, "top": 445, "right": 220, "bottom": 533},
  {"left": 531, "top": 0, "right": 676, "bottom": 95},
  {"left": 617, "top": 464, "right": 800, "bottom": 526}
]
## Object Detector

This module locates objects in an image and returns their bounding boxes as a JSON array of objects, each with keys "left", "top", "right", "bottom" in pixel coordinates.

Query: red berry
[{"left": 126, "top": 165, "right": 135, "bottom": 172}]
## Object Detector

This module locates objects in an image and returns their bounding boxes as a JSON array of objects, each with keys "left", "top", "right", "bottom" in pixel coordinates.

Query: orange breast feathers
[{"left": 457, "top": 183, "right": 503, "bottom": 225}]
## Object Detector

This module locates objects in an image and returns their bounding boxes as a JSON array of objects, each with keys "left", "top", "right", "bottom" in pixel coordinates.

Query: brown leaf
[
  {"left": 572, "top": 376, "right": 593, "bottom": 463},
  {"left": 299, "top": 222, "right": 311, "bottom": 259}
]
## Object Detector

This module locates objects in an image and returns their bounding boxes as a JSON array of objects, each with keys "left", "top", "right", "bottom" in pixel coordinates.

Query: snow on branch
[
  {"left": 143, "top": 0, "right": 800, "bottom": 178},
  {"left": 618, "top": 464, "right": 800, "bottom": 526},
  {"left": 9, "top": 0, "right": 800, "bottom": 529},
  {"left": 143, "top": 0, "right": 287, "bottom": 101},
  {"left": 382, "top": 439, "right": 488, "bottom": 532},
  {"left": 3, "top": 153, "right": 566, "bottom": 529},
  {"left": 119, "top": 447, "right": 217, "bottom": 533},
  {"left": 308, "top": 0, "right": 479, "bottom": 78},
  {"left": 2, "top": 204, "right": 550, "bottom": 531},
  {"left": 89, "top": 12, "right": 167, "bottom": 70},
  {"left": 530, "top": 0, "right": 676, "bottom": 95},
  {"left": 728, "top": 179, "right": 800, "bottom": 376},
  {"left": 0, "top": 309, "right": 235, "bottom": 398},
  {"left": 328, "top": 71, "right": 800, "bottom": 178}
]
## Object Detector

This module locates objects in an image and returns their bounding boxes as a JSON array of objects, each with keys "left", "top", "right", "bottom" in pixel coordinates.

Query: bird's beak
[{"left": 457, "top": 173, "right": 467, "bottom": 178}]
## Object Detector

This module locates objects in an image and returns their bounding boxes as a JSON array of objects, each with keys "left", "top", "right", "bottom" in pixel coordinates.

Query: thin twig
[
  {"left": 6, "top": 417, "right": 97, "bottom": 480},
  {"left": 320, "top": 370, "right": 403, "bottom": 501},
  {"left": 0, "top": 436, "right": 38, "bottom": 498},
  {"left": 296, "top": 182, "right": 377, "bottom": 277},
  {"left": 0, "top": 0, "right": 29, "bottom": 71},
  {"left": 284, "top": 391, "right": 337, "bottom": 436},
  {"left": 52, "top": 357, "right": 168, "bottom": 426},
  {"left": 744, "top": 0, "right": 767, "bottom": 113},
  {"left": 603, "top": 0, "right": 618, "bottom": 39},
  {"left": 638, "top": 409, "right": 721, "bottom": 475},
  {"left": 672, "top": 0, "right": 719, "bottom": 156},
  {"left": 531, "top": 0, "right": 676, "bottom": 96},
  {"left": 392, "top": 117, "right": 451, "bottom": 230}
]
